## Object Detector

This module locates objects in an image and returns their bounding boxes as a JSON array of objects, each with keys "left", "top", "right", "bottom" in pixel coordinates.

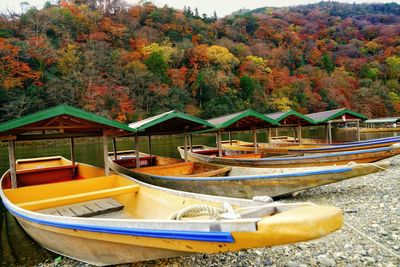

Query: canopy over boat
[
  {"left": 0, "top": 104, "right": 136, "bottom": 141},
  {"left": 206, "top": 109, "right": 279, "bottom": 132},
  {"left": 305, "top": 108, "right": 367, "bottom": 124},
  {"left": 0, "top": 105, "right": 136, "bottom": 189},
  {"left": 129, "top": 110, "right": 214, "bottom": 136},
  {"left": 265, "top": 110, "right": 315, "bottom": 126}
]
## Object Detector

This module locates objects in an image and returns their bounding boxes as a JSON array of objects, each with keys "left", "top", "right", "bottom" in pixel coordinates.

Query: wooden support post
[
  {"left": 325, "top": 125, "right": 328, "bottom": 143},
  {"left": 184, "top": 130, "right": 188, "bottom": 162},
  {"left": 8, "top": 140, "right": 17, "bottom": 189},
  {"left": 228, "top": 131, "right": 232, "bottom": 145},
  {"left": 102, "top": 132, "right": 110, "bottom": 176},
  {"left": 275, "top": 128, "right": 278, "bottom": 147},
  {"left": 189, "top": 134, "right": 193, "bottom": 152},
  {"left": 135, "top": 135, "right": 140, "bottom": 168},
  {"left": 217, "top": 130, "right": 223, "bottom": 157},
  {"left": 356, "top": 120, "right": 360, "bottom": 141},
  {"left": 328, "top": 121, "right": 332, "bottom": 144},
  {"left": 147, "top": 135, "right": 152, "bottom": 158},
  {"left": 268, "top": 128, "right": 272, "bottom": 148},
  {"left": 112, "top": 137, "right": 117, "bottom": 160},
  {"left": 293, "top": 126, "right": 297, "bottom": 143},
  {"left": 70, "top": 138, "right": 75, "bottom": 164},
  {"left": 298, "top": 125, "right": 302, "bottom": 144},
  {"left": 253, "top": 128, "right": 258, "bottom": 153}
]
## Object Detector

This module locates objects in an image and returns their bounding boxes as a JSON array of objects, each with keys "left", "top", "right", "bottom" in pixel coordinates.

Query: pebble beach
[{"left": 36, "top": 156, "right": 400, "bottom": 267}]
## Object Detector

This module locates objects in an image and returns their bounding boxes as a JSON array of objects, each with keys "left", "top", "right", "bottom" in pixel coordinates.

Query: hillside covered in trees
[{"left": 0, "top": 1, "right": 399, "bottom": 122}]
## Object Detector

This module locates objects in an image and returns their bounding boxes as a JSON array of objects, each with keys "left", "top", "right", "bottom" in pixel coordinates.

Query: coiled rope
[{"left": 170, "top": 204, "right": 228, "bottom": 220}]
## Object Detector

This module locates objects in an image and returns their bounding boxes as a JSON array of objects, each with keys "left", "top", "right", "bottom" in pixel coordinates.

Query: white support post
[
  {"left": 102, "top": 132, "right": 110, "bottom": 176},
  {"left": 356, "top": 120, "right": 360, "bottom": 141},
  {"left": 135, "top": 135, "right": 140, "bottom": 168},
  {"left": 228, "top": 131, "right": 232, "bottom": 145},
  {"left": 328, "top": 121, "right": 332, "bottom": 144},
  {"left": 8, "top": 140, "right": 17, "bottom": 189}
]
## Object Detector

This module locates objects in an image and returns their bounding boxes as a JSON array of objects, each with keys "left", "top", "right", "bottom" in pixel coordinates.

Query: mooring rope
[
  {"left": 170, "top": 204, "right": 228, "bottom": 220},
  {"left": 344, "top": 221, "right": 400, "bottom": 259}
]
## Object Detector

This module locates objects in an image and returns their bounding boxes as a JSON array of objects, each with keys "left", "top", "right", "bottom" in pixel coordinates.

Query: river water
[{"left": 0, "top": 127, "right": 398, "bottom": 266}]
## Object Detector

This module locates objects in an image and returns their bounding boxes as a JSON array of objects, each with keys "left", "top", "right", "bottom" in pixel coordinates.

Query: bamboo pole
[
  {"left": 253, "top": 128, "right": 258, "bottom": 153},
  {"left": 135, "top": 135, "right": 140, "bottom": 168},
  {"left": 70, "top": 138, "right": 75, "bottom": 164},
  {"left": 112, "top": 137, "right": 117, "bottom": 160},
  {"left": 8, "top": 140, "right": 17, "bottom": 189},
  {"left": 102, "top": 132, "right": 110, "bottom": 176},
  {"left": 217, "top": 130, "right": 223, "bottom": 157},
  {"left": 356, "top": 120, "right": 361, "bottom": 141}
]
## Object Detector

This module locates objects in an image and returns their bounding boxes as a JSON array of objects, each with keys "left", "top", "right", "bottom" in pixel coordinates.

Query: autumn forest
[{"left": 0, "top": 1, "right": 399, "bottom": 123}]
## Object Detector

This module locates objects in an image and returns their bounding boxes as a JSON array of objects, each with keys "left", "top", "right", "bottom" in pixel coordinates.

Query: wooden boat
[
  {"left": 178, "top": 144, "right": 400, "bottom": 168},
  {"left": 222, "top": 136, "right": 400, "bottom": 155},
  {"left": 1, "top": 156, "right": 343, "bottom": 265},
  {"left": 109, "top": 150, "right": 233, "bottom": 177},
  {"left": 109, "top": 153, "right": 389, "bottom": 198}
]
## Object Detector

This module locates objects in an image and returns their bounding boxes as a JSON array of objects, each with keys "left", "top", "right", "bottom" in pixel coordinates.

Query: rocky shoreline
[{"left": 37, "top": 156, "right": 400, "bottom": 267}]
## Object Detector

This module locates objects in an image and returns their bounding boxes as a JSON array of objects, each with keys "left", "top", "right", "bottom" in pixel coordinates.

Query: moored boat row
[{"left": 1, "top": 105, "right": 398, "bottom": 265}]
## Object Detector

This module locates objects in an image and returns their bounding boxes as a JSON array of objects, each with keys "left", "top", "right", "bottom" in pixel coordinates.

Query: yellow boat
[
  {"left": 0, "top": 105, "right": 343, "bottom": 265},
  {"left": 1, "top": 156, "right": 343, "bottom": 265}
]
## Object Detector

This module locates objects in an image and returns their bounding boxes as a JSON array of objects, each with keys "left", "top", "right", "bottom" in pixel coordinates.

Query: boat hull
[
  {"left": 109, "top": 157, "right": 388, "bottom": 198},
  {"left": 179, "top": 145, "right": 400, "bottom": 168},
  {"left": 222, "top": 136, "right": 400, "bottom": 155},
  {"left": 17, "top": 218, "right": 187, "bottom": 266},
  {"left": 1, "top": 157, "right": 343, "bottom": 265}
]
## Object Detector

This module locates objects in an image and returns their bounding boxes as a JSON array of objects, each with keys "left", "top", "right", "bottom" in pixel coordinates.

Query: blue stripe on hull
[
  {"left": 149, "top": 167, "right": 353, "bottom": 181},
  {"left": 2, "top": 201, "right": 235, "bottom": 243}
]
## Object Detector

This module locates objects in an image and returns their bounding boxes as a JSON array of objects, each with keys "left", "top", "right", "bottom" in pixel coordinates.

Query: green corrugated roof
[
  {"left": 306, "top": 108, "right": 367, "bottom": 123},
  {"left": 129, "top": 110, "right": 214, "bottom": 135},
  {"left": 265, "top": 110, "right": 315, "bottom": 125},
  {"left": 0, "top": 105, "right": 136, "bottom": 134},
  {"left": 205, "top": 109, "right": 279, "bottom": 132}
]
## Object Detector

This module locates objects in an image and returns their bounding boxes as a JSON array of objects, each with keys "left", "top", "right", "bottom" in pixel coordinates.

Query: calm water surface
[{"left": 0, "top": 127, "right": 398, "bottom": 266}]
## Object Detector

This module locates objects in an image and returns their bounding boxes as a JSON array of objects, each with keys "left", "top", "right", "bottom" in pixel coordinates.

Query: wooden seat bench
[
  {"left": 18, "top": 184, "right": 139, "bottom": 211},
  {"left": 38, "top": 197, "right": 124, "bottom": 217}
]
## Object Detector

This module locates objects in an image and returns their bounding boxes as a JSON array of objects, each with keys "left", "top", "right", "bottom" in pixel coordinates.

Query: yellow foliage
[
  {"left": 58, "top": 44, "right": 80, "bottom": 76},
  {"left": 142, "top": 43, "right": 177, "bottom": 63},
  {"left": 207, "top": 45, "right": 239, "bottom": 69},
  {"left": 270, "top": 96, "right": 292, "bottom": 111},
  {"left": 245, "top": 55, "right": 271, "bottom": 73}
]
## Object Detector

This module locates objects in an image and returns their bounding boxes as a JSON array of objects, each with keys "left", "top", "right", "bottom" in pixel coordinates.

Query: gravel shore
[{"left": 38, "top": 156, "right": 400, "bottom": 267}]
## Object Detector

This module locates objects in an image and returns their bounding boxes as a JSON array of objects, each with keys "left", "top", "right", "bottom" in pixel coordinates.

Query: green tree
[{"left": 145, "top": 51, "right": 168, "bottom": 82}]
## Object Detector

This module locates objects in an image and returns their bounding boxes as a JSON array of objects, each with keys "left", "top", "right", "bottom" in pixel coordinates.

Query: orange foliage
[
  {"left": 167, "top": 67, "right": 188, "bottom": 88},
  {"left": 0, "top": 38, "right": 40, "bottom": 89}
]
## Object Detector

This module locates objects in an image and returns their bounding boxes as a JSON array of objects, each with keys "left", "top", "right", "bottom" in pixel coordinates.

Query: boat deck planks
[{"left": 38, "top": 197, "right": 124, "bottom": 217}]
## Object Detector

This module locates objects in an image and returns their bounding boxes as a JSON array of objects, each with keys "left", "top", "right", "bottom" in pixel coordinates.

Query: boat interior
[
  {"left": 134, "top": 162, "right": 232, "bottom": 177},
  {"left": 2, "top": 159, "right": 240, "bottom": 221},
  {"left": 1, "top": 156, "right": 105, "bottom": 189}
]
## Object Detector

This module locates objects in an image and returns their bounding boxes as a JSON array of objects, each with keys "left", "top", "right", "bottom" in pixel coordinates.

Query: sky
[{"left": 0, "top": 0, "right": 399, "bottom": 16}]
